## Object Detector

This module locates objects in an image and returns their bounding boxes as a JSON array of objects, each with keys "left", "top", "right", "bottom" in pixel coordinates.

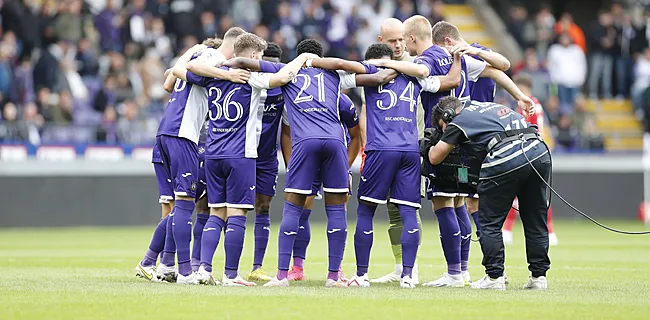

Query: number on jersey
[
  {"left": 376, "top": 81, "right": 417, "bottom": 112},
  {"left": 293, "top": 73, "right": 325, "bottom": 104},
  {"left": 208, "top": 87, "right": 244, "bottom": 122},
  {"left": 505, "top": 119, "right": 529, "bottom": 131}
]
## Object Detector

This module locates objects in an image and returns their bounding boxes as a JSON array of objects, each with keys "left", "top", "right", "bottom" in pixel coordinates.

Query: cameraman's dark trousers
[{"left": 477, "top": 153, "right": 552, "bottom": 279}]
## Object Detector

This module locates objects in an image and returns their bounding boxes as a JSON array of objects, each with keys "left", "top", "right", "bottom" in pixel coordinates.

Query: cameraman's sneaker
[
  {"left": 523, "top": 276, "right": 548, "bottom": 290},
  {"left": 135, "top": 262, "right": 159, "bottom": 282},
  {"left": 196, "top": 266, "right": 218, "bottom": 285},
  {"left": 470, "top": 275, "right": 506, "bottom": 290},
  {"left": 347, "top": 274, "right": 370, "bottom": 287},
  {"left": 422, "top": 273, "right": 464, "bottom": 287},
  {"left": 156, "top": 264, "right": 177, "bottom": 282}
]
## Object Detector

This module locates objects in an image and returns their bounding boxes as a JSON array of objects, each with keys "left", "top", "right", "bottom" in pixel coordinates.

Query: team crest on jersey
[
  {"left": 191, "top": 181, "right": 197, "bottom": 191},
  {"left": 198, "top": 146, "right": 205, "bottom": 155}
]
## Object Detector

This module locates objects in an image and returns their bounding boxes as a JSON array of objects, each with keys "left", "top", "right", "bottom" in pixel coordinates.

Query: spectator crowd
[
  {"left": 0, "top": 0, "right": 447, "bottom": 145},
  {"left": 503, "top": 1, "right": 650, "bottom": 151},
  {"left": 1, "top": 0, "right": 647, "bottom": 153}
]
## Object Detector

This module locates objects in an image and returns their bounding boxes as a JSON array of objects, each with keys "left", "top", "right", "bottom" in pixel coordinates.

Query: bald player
[
  {"left": 399, "top": 15, "right": 534, "bottom": 287},
  {"left": 365, "top": 18, "right": 425, "bottom": 285}
]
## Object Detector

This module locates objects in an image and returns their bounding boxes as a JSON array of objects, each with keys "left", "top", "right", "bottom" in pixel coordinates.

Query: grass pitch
[{"left": 1, "top": 220, "right": 649, "bottom": 319}]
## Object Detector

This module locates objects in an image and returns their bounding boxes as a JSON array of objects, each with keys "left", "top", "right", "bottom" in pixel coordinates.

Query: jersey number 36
[{"left": 208, "top": 87, "right": 244, "bottom": 122}]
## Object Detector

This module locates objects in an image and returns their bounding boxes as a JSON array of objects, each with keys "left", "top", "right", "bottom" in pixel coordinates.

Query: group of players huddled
[{"left": 135, "top": 15, "right": 553, "bottom": 290}]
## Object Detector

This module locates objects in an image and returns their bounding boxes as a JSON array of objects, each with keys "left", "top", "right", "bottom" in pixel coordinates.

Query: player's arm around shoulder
[
  {"left": 355, "top": 68, "right": 398, "bottom": 87},
  {"left": 420, "top": 50, "right": 463, "bottom": 93},
  {"left": 267, "top": 53, "right": 319, "bottom": 88},
  {"left": 368, "top": 59, "right": 430, "bottom": 78},
  {"left": 309, "top": 57, "right": 367, "bottom": 74}
]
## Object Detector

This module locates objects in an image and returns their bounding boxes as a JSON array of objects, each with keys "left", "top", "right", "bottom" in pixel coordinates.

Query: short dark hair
[
  {"left": 432, "top": 96, "right": 462, "bottom": 126},
  {"left": 263, "top": 42, "right": 283, "bottom": 58},
  {"left": 233, "top": 33, "right": 267, "bottom": 56},
  {"left": 432, "top": 21, "right": 461, "bottom": 45},
  {"left": 223, "top": 27, "right": 246, "bottom": 40},
  {"left": 296, "top": 39, "right": 323, "bottom": 57},
  {"left": 365, "top": 43, "right": 393, "bottom": 60}
]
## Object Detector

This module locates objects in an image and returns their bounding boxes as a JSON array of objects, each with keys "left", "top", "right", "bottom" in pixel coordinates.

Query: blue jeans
[
  {"left": 588, "top": 53, "right": 614, "bottom": 98},
  {"left": 557, "top": 85, "right": 579, "bottom": 111},
  {"left": 615, "top": 56, "right": 633, "bottom": 97}
]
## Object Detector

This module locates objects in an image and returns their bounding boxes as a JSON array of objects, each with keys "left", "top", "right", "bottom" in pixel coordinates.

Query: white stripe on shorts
[
  {"left": 208, "top": 203, "right": 227, "bottom": 208},
  {"left": 389, "top": 198, "right": 422, "bottom": 209},
  {"left": 226, "top": 203, "right": 255, "bottom": 209},
  {"left": 322, "top": 187, "right": 349, "bottom": 193},
  {"left": 284, "top": 188, "right": 313, "bottom": 195},
  {"left": 359, "top": 196, "right": 388, "bottom": 204}
]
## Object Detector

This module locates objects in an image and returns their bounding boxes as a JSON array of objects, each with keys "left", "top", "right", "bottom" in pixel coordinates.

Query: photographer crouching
[{"left": 421, "top": 96, "right": 552, "bottom": 291}]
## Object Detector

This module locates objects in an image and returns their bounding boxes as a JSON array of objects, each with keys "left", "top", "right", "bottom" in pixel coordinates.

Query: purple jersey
[
  {"left": 362, "top": 64, "right": 421, "bottom": 152},
  {"left": 260, "top": 61, "right": 356, "bottom": 145},
  {"left": 257, "top": 87, "right": 284, "bottom": 162},
  {"left": 415, "top": 46, "right": 485, "bottom": 127},
  {"left": 185, "top": 67, "right": 270, "bottom": 159},
  {"left": 338, "top": 93, "right": 359, "bottom": 144},
  {"left": 156, "top": 48, "right": 225, "bottom": 144},
  {"left": 468, "top": 43, "right": 496, "bottom": 102}
]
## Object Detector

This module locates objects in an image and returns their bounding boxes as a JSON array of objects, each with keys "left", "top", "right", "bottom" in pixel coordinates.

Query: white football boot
[
  {"left": 461, "top": 271, "right": 472, "bottom": 286},
  {"left": 156, "top": 264, "right": 177, "bottom": 282},
  {"left": 176, "top": 272, "right": 198, "bottom": 285},
  {"left": 196, "top": 265, "right": 219, "bottom": 285},
  {"left": 135, "top": 262, "right": 159, "bottom": 282},
  {"left": 264, "top": 277, "right": 290, "bottom": 287},
  {"left": 400, "top": 276, "right": 416, "bottom": 289},
  {"left": 221, "top": 274, "right": 256, "bottom": 287},
  {"left": 347, "top": 274, "right": 370, "bottom": 287},
  {"left": 370, "top": 264, "right": 401, "bottom": 283},
  {"left": 325, "top": 279, "right": 347, "bottom": 288}
]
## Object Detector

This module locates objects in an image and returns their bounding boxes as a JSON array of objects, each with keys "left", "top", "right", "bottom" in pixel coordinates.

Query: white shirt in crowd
[{"left": 547, "top": 43, "right": 587, "bottom": 88}]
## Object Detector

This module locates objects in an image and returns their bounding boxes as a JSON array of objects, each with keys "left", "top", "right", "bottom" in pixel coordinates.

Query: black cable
[{"left": 520, "top": 139, "right": 650, "bottom": 235}]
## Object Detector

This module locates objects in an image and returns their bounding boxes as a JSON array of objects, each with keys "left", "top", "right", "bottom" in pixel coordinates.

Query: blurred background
[{"left": 0, "top": 0, "right": 647, "bottom": 227}]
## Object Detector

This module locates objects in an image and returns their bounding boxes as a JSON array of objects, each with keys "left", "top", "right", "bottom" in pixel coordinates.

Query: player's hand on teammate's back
[
  {"left": 450, "top": 44, "right": 479, "bottom": 57},
  {"left": 517, "top": 96, "right": 536, "bottom": 116},
  {"left": 225, "top": 69, "right": 251, "bottom": 84}
]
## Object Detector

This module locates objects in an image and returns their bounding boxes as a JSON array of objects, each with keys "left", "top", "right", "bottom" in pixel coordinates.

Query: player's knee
[
  {"left": 195, "top": 197, "right": 209, "bottom": 214},
  {"left": 255, "top": 195, "right": 272, "bottom": 214},
  {"left": 226, "top": 207, "right": 248, "bottom": 217},
  {"left": 161, "top": 203, "right": 172, "bottom": 218},
  {"left": 175, "top": 194, "right": 194, "bottom": 202},
  {"left": 432, "top": 196, "right": 454, "bottom": 210},
  {"left": 210, "top": 207, "right": 227, "bottom": 220},
  {"left": 454, "top": 196, "right": 466, "bottom": 208},
  {"left": 285, "top": 192, "right": 307, "bottom": 207},
  {"left": 323, "top": 192, "right": 346, "bottom": 205},
  {"left": 467, "top": 198, "right": 479, "bottom": 214}
]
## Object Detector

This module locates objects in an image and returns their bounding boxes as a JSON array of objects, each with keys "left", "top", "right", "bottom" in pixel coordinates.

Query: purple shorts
[
  {"left": 157, "top": 135, "right": 199, "bottom": 199},
  {"left": 285, "top": 139, "right": 349, "bottom": 195},
  {"left": 256, "top": 157, "right": 279, "bottom": 197},
  {"left": 311, "top": 170, "right": 353, "bottom": 197},
  {"left": 358, "top": 150, "right": 421, "bottom": 208},
  {"left": 206, "top": 158, "right": 256, "bottom": 209},
  {"left": 195, "top": 142, "right": 207, "bottom": 200},
  {"left": 153, "top": 162, "right": 174, "bottom": 204}
]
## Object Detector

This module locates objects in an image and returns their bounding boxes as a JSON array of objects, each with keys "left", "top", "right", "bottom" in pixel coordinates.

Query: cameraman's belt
[{"left": 487, "top": 128, "right": 540, "bottom": 152}]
